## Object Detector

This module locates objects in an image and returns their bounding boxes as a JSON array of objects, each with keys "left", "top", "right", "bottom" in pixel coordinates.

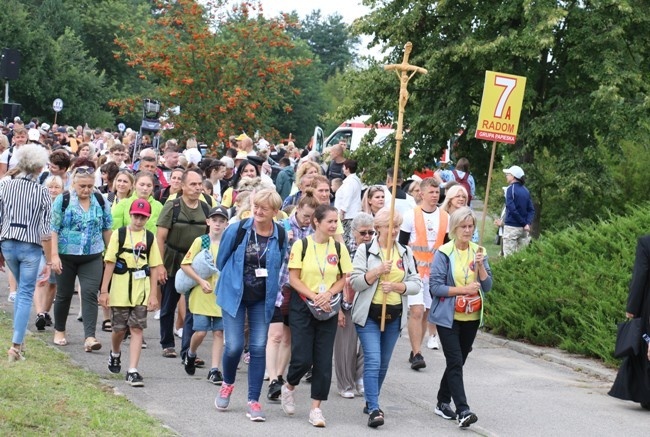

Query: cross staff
[{"left": 381, "top": 42, "right": 427, "bottom": 331}]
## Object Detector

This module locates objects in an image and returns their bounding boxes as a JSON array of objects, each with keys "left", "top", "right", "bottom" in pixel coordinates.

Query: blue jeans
[
  {"left": 1, "top": 240, "right": 43, "bottom": 345},
  {"left": 355, "top": 316, "right": 402, "bottom": 412},
  {"left": 222, "top": 299, "right": 269, "bottom": 402}
]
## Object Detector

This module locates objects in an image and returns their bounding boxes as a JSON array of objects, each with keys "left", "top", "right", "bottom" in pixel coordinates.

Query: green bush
[{"left": 484, "top": 204, "right": 650, "bottom": 367}]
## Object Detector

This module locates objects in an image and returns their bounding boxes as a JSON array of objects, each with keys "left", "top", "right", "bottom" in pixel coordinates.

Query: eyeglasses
[
  {"left": 74, "top": 166, "right": 95, "bottom": 175},
  {"left": 357, "top": 230, "right": 375, "bottom": 237}
]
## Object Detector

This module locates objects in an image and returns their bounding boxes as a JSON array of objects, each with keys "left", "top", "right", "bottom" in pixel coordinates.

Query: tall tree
[
  {"left": 112, "top": 0, "right": 310, "bottom": 144},
  {"left": 344, "top": 0, "right": 650, "bottom": 232}
]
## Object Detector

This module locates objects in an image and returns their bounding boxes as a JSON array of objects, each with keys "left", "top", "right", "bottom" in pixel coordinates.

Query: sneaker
[
  {"left": 246, "top": 401, "right": 266, "bottom": 422},
  {"left": 108, "top": 353, "right": 122, "bottom": 374},
  {"left": 368, "top": 409, "right": 385, "bottom": 428},
  {"left": 8, "top": 292, "right": 16, "bottom": 303},
  {"left": 126, "top": 371, "right": 144, "bottom": 387},
  {"left": 427, "top": 335, "right": 440, "bottom": 350},
  {"left": 174, "top": 328, "right": 183, "bottom": 338},
  {"left": 435, "top": 402, "right": 457, "bottom": 420},
  {"left": 356, "top": 378, "right": 365, "bottom": 395},
  {"left": 35, "top": 313, "right": 47, "bottom": 331},
  {"left": 410, "top": 352, "right": 426, "bottom": 370},
  {"left": 207, "top": 368, "right": 223, "bottom": 385},
  {"left": 363, "top": 402, "right": 384, "bottom": 416},
  {"left": 267, "top": 379, "right": 282, "bottom": 401},
  {"left": 280, "top": 384, "right": 296, "bottom": 415},
  {"left": 44, "top": 313, "right": 53, "bottom": 326},
  {"left": 457, "top": 410, "right": 478, "bottom": 428},
  {"left": 339, "top": 390, "right": 355, "bottom": 399},
  {"left": 309, "top": 408, "right": 326, "bottom": 427},
  {"left": 141, "top": 339, "right": 147, "bottom": 349},
  {"left": 304, "top": 368, "right": 313, "bottom": 382},
  {"left": 184, "top": 354, "right": 196, "bottom": 375},
  {"left": 153, "top": 310, "right": 161, "bottom": 320},
  {"left": 215, "top": 383, "right": 234, "bottom": 410},
  {"left": 243, "top": 350, "right": 250, "bottom": 364}
]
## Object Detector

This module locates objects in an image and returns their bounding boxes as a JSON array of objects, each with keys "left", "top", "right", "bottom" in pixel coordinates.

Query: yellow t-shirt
[
  {"left": 104, "top": 228, "right": 163, "bottom": 307},
  {"left": 288, "top": 236, "right": 353, "bottom": 293},
  {"left": 182, "top": 236, "right": 222, "bottom": 317},
  {"left": 371, "top": 247, "right": 406, "bottom": 306},
  {"left": 452, "top": 246, "right": 481, "bottom": 321}
]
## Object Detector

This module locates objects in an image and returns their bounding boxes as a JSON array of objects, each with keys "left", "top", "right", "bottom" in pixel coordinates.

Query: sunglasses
[
  {"left": 74, "top": 166, "right": 95, "bottom": 175},
  {"left": 357, "top": 230, "right": 375, "bottom": 237}
]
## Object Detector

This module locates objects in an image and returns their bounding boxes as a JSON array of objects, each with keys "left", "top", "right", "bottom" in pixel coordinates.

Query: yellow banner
[{"left": 475, "top": 71, "right": 527, "bottom": 144}]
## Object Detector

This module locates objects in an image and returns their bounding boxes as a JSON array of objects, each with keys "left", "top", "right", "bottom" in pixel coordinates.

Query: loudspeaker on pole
[{"left": 0, "top": 48, "right": 22, "bottom": 81}]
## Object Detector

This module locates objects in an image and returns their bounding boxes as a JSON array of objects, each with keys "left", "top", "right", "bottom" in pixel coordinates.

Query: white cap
[
  {"left": 220, "top": 156, "right": 235, "bottom": 169},
  {"left": 28, "top": 128, "right": 41, "bottom": 142},
  {"left": 503, "top": 165, "right": 524, "bottom": 179},
  {"left": 41, "top": 123, "right": 51, "bottom": 132}
]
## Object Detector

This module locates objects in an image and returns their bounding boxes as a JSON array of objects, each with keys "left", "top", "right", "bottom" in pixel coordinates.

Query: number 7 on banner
[{"left": 476, "top": 71, "right": 526, "bottom": 145}]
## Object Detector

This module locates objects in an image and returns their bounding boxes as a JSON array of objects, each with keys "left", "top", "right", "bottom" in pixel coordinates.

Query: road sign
[
  {"left": 475, "top": 71, "right": 526, "bottom": 144},
  {"left": 52, "top": 98, "right": 64, "bottom": 113},
  {"left": 117, "top": 123, "right": 126, "bottom": 132}
]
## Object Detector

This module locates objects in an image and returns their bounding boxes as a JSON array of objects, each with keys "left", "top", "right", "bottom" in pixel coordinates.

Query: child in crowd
[
  {"left": 99, "top": 199, "right": 161, "bottom": 387},
  {"left": 181, "top": 206, "right": 229, "bottom": 384}
]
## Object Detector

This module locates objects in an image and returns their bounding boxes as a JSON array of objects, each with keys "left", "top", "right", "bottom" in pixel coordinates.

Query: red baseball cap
[{"left": 129, "top": 199, "right": 151, "bottom": 217}]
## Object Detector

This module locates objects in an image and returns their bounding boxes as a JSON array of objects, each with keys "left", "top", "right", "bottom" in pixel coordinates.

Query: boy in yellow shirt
[
  {"left": 181, "top": 206, "right": 228, "bottom": 384},
  {"left": 99, "top": 200, "right": 162, "bottom": 387}
]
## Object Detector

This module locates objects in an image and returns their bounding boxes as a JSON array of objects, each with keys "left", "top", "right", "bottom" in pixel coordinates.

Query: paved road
[{"left": 1, "top": 272, "right": 646, "bottom": 436}]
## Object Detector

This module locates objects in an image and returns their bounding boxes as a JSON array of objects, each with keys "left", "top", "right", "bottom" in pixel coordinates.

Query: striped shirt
[{"left": 0, "top": 175, "right": 52, "bottom": 246}]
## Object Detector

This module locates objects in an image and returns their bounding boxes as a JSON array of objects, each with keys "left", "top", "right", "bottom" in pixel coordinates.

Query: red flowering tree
[{"left": 111, "top": 0, "right": 309, "bottom": 144}]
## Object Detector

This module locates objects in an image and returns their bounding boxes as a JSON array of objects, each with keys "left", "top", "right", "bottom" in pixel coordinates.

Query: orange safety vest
[{"left": 411, "top": 206, "right": 448, "bottom": 279}]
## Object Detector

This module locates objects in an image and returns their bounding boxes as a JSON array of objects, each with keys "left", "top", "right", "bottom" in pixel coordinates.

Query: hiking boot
[
  {"left": 280, "top": 384, "right": 296, "bottom": 415},
  {"left": 207, "top": 368, "right": 223, "bottom": 385},
  {"left": 215, "top": 383, "right": 234, "bottom": 410},
  {"left": 309, "top": 408, "right": 326, "bottom": 427},
  {"left": 35, "top": 313, "right": 47, "bottom": 331},
  {"left": 457, "top": 410, "right": 478, "bottom": 428},
  {"left": 126, "top": 371, "right": 144, "bottom": 387},
  {"left": 368, "top": 410, "right": 385, "bottom": 428},
  {"left": 267, "top": 378, "right": 283, "bottom": 401},
  {"left": 108, "top": 352, "right": 122, "bottom": 374},
  {"left": 435, "top": 402, "right": 457, "bottom": 420},
  {"left": 246, "top": 401, "right": 266, "bottom": 422},
  {"left": 184, "top": 354, "right": 196, "bottom": 375},
  {"left": 410, "top": 352, "right": 426, "bottom": 370}
]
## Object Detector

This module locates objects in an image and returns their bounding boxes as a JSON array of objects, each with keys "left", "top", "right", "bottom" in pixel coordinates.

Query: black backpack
[
  {"left": 61, "top": 191, "right": 106, "bottom": 212},
  {"left": 113, "top": 226, "right": 155, "bottom": 305}
]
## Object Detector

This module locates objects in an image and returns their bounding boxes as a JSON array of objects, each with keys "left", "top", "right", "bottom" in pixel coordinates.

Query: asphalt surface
[{"left": 1, "top": 270, "right": 647, "bottom": 437}]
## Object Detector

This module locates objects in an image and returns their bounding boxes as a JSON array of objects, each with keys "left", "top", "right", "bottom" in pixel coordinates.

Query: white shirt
[
  {"left": 401, "top": 207, "right": 448, "bottom": 249},
  {"left": 0, "top": 145, "right": 21, "bottom": 171},
  {"left": 334, "top": 173, "right": 362, "bottom": 220},
  {"left": 383, "top": 186, "right": 417, "bottom": 217}
]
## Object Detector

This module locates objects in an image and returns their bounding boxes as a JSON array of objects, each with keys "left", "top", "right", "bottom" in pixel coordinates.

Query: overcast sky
[{"left": 261, "top": 0, "right": 371, "bottom": 24}]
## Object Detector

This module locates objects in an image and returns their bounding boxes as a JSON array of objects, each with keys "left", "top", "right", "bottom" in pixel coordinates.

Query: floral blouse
[{"left": 51, "top": 191, "right": 113, "bottom": 255}]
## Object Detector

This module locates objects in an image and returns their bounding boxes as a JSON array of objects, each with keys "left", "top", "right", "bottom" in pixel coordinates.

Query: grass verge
[{"left": 0, "top": 312, "right": 174, "bottom": 436}]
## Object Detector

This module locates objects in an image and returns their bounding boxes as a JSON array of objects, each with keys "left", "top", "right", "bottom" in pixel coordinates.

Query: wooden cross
[{"left": 381, "top": 42, "right": 427, "bottom": 331}]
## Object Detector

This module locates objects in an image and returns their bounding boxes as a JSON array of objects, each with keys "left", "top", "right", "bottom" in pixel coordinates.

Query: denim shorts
[{"left": 193, "top": 314, "right": 224, "bottom": 332}]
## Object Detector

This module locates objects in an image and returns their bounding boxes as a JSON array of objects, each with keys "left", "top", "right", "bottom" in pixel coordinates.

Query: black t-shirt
[
  {"left": 327, "top": 160, "right": 345, "bottom": 181},
  {"left": 242, "top": 232, "right": 269, "bottom": 302}
]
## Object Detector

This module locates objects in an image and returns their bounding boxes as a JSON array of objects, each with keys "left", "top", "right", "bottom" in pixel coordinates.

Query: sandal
[
  {"left": 53, "top": 332, "right": 68, "bottom": 346},
  {"left": 84, "top": 337, "right": 102, "bottom": 352},
  {"left": 162, "top": 347, "right": 177, "bottom": 358},
  {"left": 102, "top": 319, "right": 112, "bottom": 332},
  {"left": 8, "top": 347, "right": 25, "bottom": 362}
]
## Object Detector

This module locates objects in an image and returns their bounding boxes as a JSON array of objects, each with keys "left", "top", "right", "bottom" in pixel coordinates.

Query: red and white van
[{"left": 312, "top": 116, "right": 394, "bottom": 153}]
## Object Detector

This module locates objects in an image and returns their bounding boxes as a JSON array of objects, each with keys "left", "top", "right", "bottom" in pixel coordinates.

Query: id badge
[
  {"left": 133, "top": 270, "right": 146, "bottom": 280},
  {"left": 255, "top": 268, "right": 268, "bottom": 278},
  {"left": 319, "top": 284, "right": 327, "bottom": 294}
]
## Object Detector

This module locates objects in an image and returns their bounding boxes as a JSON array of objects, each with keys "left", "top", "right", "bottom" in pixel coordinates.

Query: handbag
[
  {"left": 455, "top": 294, "right": 482, "bottom": 314},
  {"left": 302, "top": 293, "right": 342, "bottom": 321},
  {"left": 175, "top": 237, "right": 219, "bottom": 295},
  {"left": 614, "top": 318, "right": 644, "bottom": 358}
]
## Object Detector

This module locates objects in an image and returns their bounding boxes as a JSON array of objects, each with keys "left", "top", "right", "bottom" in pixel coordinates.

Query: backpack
[
  {"left": 452, "top": 170, "right": 472, "bottom": 205},
  {"left": 113, "top": 226, "right": 155, "bottom": 305},
  {"left": 61, "top": 191, "right": 105, "bottom": 212},
  {"left": 171, "top": 197, "right": 211, "bottom": 228},
  {"left": 298, "top": 236, "right": 342, "bottom": 276}
]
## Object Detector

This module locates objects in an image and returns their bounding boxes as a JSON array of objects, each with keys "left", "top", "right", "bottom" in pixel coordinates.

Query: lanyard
[
  {"left": 312, "top": 237, "right": 330, "bottom": 282},
  {"left": 452, "top": 245, "right": 475, "bottom": 286},
  {"left": 252, "top": 227, "right": 269, "bottom": 268},
  {"left": 129, "top": 229, "right": 144, "bottom": 268}
]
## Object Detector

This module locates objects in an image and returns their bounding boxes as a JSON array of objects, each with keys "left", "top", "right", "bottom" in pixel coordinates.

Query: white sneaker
[
  {"left": 174, "top": 328, "right": 183, "bottom": 338},
  {"left": 427, "top": 335, "right": 440, "bottom": 350},
  {"left": 339, "top": 390, "right": 354, "bottom": 399},
  {"left": 281, "top": 384, "right": 296, "bottom": 415},
  {"left": 8, "top": 292, "right": 16, "bottom": 303},
  {"left": 309, "top": 408, "right": 326, "bottom": 427},
  {"left": 153, "top": 310, "right": 161, "bottom": 320},
  {"left": 356, "top": 378, "right": 365, "bottom": 395}
]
